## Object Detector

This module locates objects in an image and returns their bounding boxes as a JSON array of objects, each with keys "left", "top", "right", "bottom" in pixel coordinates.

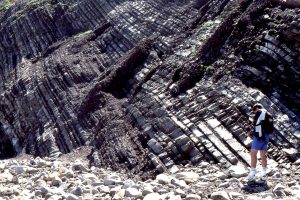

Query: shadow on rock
[{"left": 242, "top": 181, "right": 270, "bottom": 193}]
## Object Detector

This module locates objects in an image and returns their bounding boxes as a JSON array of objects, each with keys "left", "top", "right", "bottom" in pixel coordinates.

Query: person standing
[{"left": 248, "top": 103, "right": 273, "bottom": 181}]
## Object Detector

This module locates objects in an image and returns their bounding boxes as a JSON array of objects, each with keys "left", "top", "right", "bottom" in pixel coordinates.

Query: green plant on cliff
[
  {"left": 0, "top": 0, "right": 18, "bottom": 12},
  {"left": 74, "top": 30, "right": 93, "bottom": 39}
]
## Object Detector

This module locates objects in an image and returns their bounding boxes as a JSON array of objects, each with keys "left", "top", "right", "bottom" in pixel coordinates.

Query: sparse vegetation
[
  {"left": 74, "top": 30, "right": 93, "bottom": 39},
  {"left": 0, "top": 0, "right": 18, "bottom": 12}
]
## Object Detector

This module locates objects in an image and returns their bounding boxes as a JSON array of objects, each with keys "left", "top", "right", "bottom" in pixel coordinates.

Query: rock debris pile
[
  {"left": 0, "top": 154, "right": 299, "bottom": 200},
  {"left": 0, "top": 0, "right": 299, "bottom": 187}
]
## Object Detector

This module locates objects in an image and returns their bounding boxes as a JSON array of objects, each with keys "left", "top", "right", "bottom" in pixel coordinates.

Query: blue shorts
[{"left": 251, "top": 132, "right": 269, "bottom": 151}]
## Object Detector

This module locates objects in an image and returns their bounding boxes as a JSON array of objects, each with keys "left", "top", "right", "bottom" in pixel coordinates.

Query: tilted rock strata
[{"left": 0, "top": 0, "right": 299, "bottom": 178}]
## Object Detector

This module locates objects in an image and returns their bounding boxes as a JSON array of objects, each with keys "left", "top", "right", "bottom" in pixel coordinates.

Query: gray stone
[
  {"left": 148, "top": 138, "right": 163, "bottom": 154},
  {"left": 71, "top": 161, "right": 88, "bottom": 172},
  {"left": 15, "top": 166, "right": 26, "bottom": 175},
  {"left": 104, "top": 174, "right": 122, "bottom": 186},
  {"left": 51, "top": 176, "right": 62, "bottom": 187},
  {"left": 71, "top": 187, "right": 83, "bottom": 196},
  {"left": 66, "top": 194, "right": 79, "bottom": 200}
]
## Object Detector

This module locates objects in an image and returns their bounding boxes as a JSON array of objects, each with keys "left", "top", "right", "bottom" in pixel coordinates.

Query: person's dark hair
[{"left": 252, "top": 103, "right": 263, "bottom": 111}]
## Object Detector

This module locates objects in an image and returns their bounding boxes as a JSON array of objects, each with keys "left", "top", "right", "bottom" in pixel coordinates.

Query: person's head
[{"left": 252, "top": 103, "right": 263, "bottom": 113}]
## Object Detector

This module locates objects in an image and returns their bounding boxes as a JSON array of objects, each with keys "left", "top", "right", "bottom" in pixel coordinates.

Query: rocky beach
[
  {"left": 0, "top": 0, "right": 299, "bottom": 199},
  {"left": 0, "top": 148, "right": 299, "bottom": 200}
]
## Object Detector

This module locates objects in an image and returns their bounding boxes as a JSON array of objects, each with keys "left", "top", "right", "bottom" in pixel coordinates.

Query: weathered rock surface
[{"left": 0, "top": 0, "right": 299, "bottom": 181}]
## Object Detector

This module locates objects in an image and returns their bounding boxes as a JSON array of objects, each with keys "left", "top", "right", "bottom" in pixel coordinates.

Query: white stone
[
  {"left": 170, "top": 165, "right": 179, "bottom": 174},
  {"left": 175, "top": 172, "right": 199, "bottom": 183},
  {"left": 143, "top": 193, "right": 161, "bottom": 200},
  {"left": 228, "top": 165, "right": 247, "bottom": 178},
  {"left": 112, "top": 189, "right": 125, "bottom": 200},
  {"left": 211, "top": 191, "right": 230, "bottom": 200},
  {"left": 175, "top": 188, "right": 186, "bottom": 197},
  {"left": 0, "top": 170, "right": 13, "bottom": 182},
  {"left": 156, "top": 174, "right": 172, "bottom": 184},
  {"left": 125, "top": 187, "right": 142, "bottom": 198},
  {"left": 142, "top": 186, "right": 154, "bottom": 196},
  {"left": 214, "top": 171, "right": 227, "bottom": 180},
  {"left": 171, "top": 178, "right": 187, "bottom": 188},
  {"left": 98, "top": 185, "right": 110, "bottom": 193},
  {"left": 186, "top": 194, "right": 201, "bottom": 200},
  {"left": 82, "top": 173, "right": 98, "bottom": 182},
  {"left": 162, "top": 192, "right": 182, "bottom": 200}
]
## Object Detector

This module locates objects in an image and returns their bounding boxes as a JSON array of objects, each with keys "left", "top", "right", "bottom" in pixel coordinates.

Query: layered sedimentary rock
[{"left": 0, "top": 0, "right": 299, "bottom": 178}]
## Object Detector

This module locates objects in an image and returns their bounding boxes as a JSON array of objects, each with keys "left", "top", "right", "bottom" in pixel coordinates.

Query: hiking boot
[
  {"left": 261, "top": 167, "right": 267, "bottom": 181},
  {"left": 247, "top": 168, "right": 256, "bottom": 181}
]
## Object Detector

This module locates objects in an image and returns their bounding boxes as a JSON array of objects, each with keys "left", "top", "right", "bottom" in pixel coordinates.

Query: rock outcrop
[{"left": 0, "top": 0, "right": 299, "bottom": 179}]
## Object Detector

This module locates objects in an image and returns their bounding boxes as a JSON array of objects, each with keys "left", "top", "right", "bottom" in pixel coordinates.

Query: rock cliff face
[{"left": 0, "top": 0, "right": 299, "bottom": 178}]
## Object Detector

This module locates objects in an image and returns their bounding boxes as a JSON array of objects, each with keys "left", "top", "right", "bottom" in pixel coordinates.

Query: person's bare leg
[
  {"left": 248, "top": 149, "right": 258, "bottom": 180},
  {"left": 260, "top": 150, "right": 268, "bottom": 180},
  {"left": 251, "top": 149, "right": 258, "bottom": 168},
  {"left": 260, "top": 150, "right": 267, "bottom": 168}
]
